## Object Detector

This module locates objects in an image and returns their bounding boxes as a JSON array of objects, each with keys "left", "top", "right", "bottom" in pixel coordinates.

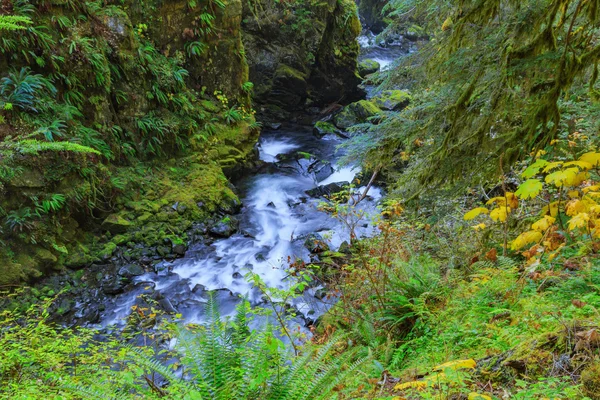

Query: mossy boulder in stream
[
  {"left": 371, "top": 90, "right": 412, "bottom": 111},
  {"left": 333, "top": 100, "right": 382, "bottom": 129},
  {"left": 358, "top": 59, "right": 380, "bottom": 77}
]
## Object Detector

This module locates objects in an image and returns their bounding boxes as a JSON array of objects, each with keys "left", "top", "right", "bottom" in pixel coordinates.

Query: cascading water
[
  {"left": 98, "top": 125, "right": 382, "bottom": 334},
  {"left": 92, "top": 28, "right": 414, "bottom": 337}
]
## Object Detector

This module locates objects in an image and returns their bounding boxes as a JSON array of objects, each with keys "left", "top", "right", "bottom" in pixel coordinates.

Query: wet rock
[
  {"left": 219, "top": 196, "right": 242, "bottom": 214},
  {"left": 269, "top": 123, "right": 282, "bottom": 130},
  {"left": 313, "top": 121, "right": 339, "bottom": 138},
  {"left": 158, "top": 298, "right": 177, "bottom": 314},
  {"left": 308, "top": 161, "right": 335, "bottom": 182},
  {"left": 303, "top": 233, "right": 330, "bottom": 254},
  {"left": 232, "top": 272, "right": 243, "bottom": 279},
  {"left": 209, "top": 216, "right": 239, "bottom": 237},
  {"left": 314, "top": 288, "right": 327, "bottom": 300},
  {"left": 101, "top": 214, "right": 132, "bottom": 234},
  {"left": 255, "top": 252, "right": 267, "bottom": 262},
  {"left": 154, "top": 261, "right": 172, "bottom": 276},
  {"left": 102, "top": 276, "right": 128, "bottom": 295},
  {"left": 358, "top": 59, "right": 380, "bottom": 77},
  {"left": 192, "top": 284, "right": 207, "bottom": 296},
  {"left": 333, "top": 100, "right": 382, "bottom": 129},
  {"left": 56, "top": 298, "right": 74, "bottom": 316},
  {"left": 118, "top": 263, "right": 145, "bottom": 278},
  {"left": 173, "top": 244, "right": 187, "bottom": 256},
  {"left": 306, "top": 182, "right": 348, "bottom": 198},
  {"left": 371, "top": 90, "right": 412, "bottom": 111},
  {"left": 267, "top": 202, "right": 276, "bottom": 208}
]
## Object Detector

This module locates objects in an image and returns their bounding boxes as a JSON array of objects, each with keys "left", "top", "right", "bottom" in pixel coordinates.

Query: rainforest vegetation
[{"left": 2, "top": 0, "right": 600, "bottom": 399}]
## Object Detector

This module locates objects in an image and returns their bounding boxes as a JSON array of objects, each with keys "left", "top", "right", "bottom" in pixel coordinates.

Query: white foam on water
[
  {"left": 319, "top": 166, "right": 359, "bottom": 185},
  {"left": 259, "top": 137, "right": 299, "bottom": 163}
]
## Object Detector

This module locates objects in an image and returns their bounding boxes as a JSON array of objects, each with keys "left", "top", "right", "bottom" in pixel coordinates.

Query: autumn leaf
[
  {"left": 511, "top": 231, "right": 542, "bottom": 251},
  {"left": 542, "top": 201, "right": 560, "bottom": 217},
  {"left": 568, "top": 212, "right": 590, "bottom": 231},
  {"left": 564, "top": 160, "right": 593, "bottom": 170},
  {"left": 433, "top": 359, "right": 476, "bottom": 371},
  {"left": 490, "top": 207, "right": 510, "bottom": 222},
  {"left": 472, "top": 223, "right": 486, "bottom": 231},
  {"left": 464, "top": 207, "right": 489, "bottom": 220},
  {"left": 515, "top": 179, "right": 543, "bottom": 199},
  {"left": 542, "top": 161, "right": 564, "bottom": 173},
  {"left": 468, "top": 393, "right": 492, "bottom": 400},
  {"left": 531, "top": 215, "right": 555, "bottom": 232},
  {"left": 565, "top": 199, "right": 587, "bottom": 216},
  {"left": 545, "top": 167, "right": 579, "bottom": 187},
  {"left": 394, "top": 380, "right": 427, "bottom": 390},
  {"left": 579, "top": 151, "right": 600, "bottom": 167}
]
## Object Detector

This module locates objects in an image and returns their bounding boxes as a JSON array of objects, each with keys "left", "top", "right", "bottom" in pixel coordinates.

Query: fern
[{"left": 0, "top": 15, "right": 32, "bottom": 31}]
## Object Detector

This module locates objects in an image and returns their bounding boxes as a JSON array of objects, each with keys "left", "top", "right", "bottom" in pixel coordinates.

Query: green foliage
[
  {"left": 0, "top": 67, "right": 56, "bottom": 112},
  {"left": 0, "top": 15, "right": 32, "bottom": 31},
  {"left": 0, "top": 292, "right": 367, "bottom": 399}
]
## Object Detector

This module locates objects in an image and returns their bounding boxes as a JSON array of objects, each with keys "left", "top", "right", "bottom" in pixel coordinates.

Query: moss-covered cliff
[
  {"left": 0, "top": 0, "right": 255, "bottom": 284},
  {"left": 0, "top": 0, "right": 363, "bottom": 285}
]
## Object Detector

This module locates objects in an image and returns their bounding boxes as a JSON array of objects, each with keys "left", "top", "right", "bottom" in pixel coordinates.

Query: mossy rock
[
  {"left": 101, "top": 214, "right": 132, "bottom": 234},
  {"left": 358, "top": 59, "right": 380, "bottom": 78},
  {"left": 333, "top": 100, "right": 382, "bottom": 129},
  {"left": 313, "top": 121, "right": 339, "bottom": 138},
  {"left": 64, "top": 244, "right": 94, "bottom": 270},
  {"left": 582, "top": 361, "right": 600, "bottom": 399},
  {"left": 371, "top": 90, "right": 412, "bottom": 111}
]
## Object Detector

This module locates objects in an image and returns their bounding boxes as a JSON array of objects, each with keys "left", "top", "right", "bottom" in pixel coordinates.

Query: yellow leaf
[
  {"left": 433, "top": 359, "right": 476, "bottom": 371},
  {"left": 394, "top": 380, "right": 428, "bottom": 390},
  {"left": 565, "top": 199, "right": 587, "bottom": 216},
  {"left": 472, "top": 223, "right": 486, "bottom": 231},
  {"left": 565, "top": 160, "right": 593, "bottom": 170},
  {"left": 571, "top": 171, "right": 590, "bottom": 186},
  {"left": 568, "top": 190, "right": 580, "bottom": 198},
  {"left": 511, "top": 231, "right": 542, "bottom": 251},
  {"left": 468, "top": 393, "right": 492, "bottom": 400},
  {"left": 579, "top": 151, "right": 600, "bottom": 167},
  {"left": 486, "top": 196, "right": 506, "bottom": 206},
  {"left": 583, "top": 185, "right": 600, "bottom": 194},
  {"left": 464, "top": 207, "right": 489, "bottom": 220},
  {"left": 589, "top": 205, "right": 600, "bottom": 216},
  {"left": 542, "top": 161, "right": 564, "bottom": 173},
  {"left": 490, "top": 207, "right": 510, "bottom": 222},
  {"left": 568, "top": 213, "right": 590, "bottom": 231},
  {"left": 545, "top": 168, "right": 578, "bottom": 187},
  {"left": 531, "top": 216, "right": 555, "bottom": 232},
  {"left": 542, "top": 201, "right": 560, "bottom": 217}
]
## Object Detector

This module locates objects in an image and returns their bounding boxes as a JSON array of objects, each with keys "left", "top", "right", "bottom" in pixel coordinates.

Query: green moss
[
  {"left": 358, "top": 59, "right": 380, "bottom": 77},
  {"left": 581, "top": 362, "right": 600, "bottom": 399},
  {"left": 371, "top": 90, "right": 412, "bottom": 111},
  {"left": 315, "top": 121, "right": 337, "bottom": 134}
]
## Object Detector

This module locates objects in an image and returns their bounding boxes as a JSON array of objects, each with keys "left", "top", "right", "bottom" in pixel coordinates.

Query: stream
[{"left": 83, "top": 29, "right": 408, "bottom": 338}]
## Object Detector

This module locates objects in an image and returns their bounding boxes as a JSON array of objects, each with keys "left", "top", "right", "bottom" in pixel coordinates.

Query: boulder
[
  {"left": 333, "top": 100, "right": 382, "bottom": 129},
  {"left": 101, "top": 214, "right": 132, "bottom": 234},
  {"left": 209, "top": 216, "right": 239, "bottom": 237},
  {"left": 371, "top": 90, "right": 412, "bottom": 111},
  {"left": 358, "top": 59, "right": 380, "bottom": 77},
  {"left": 118, "top": 263, "right": 145, "bottom": 278},
  {"left": 313, "top": 121, "right": 339, "bottom": 138},
  {"left": 308, "top": 160, "right": 335, "bottom": 182},
  {"left": 303, "top": 233, "right": 330, "bottom": 254},
  {"left": 306, "top": 181, "right": 348, "bottom": 198}
]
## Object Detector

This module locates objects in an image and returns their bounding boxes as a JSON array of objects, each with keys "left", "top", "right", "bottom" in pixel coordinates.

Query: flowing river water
[{"left": 90, "top": 30, "right": 411, "bottom": 338}]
